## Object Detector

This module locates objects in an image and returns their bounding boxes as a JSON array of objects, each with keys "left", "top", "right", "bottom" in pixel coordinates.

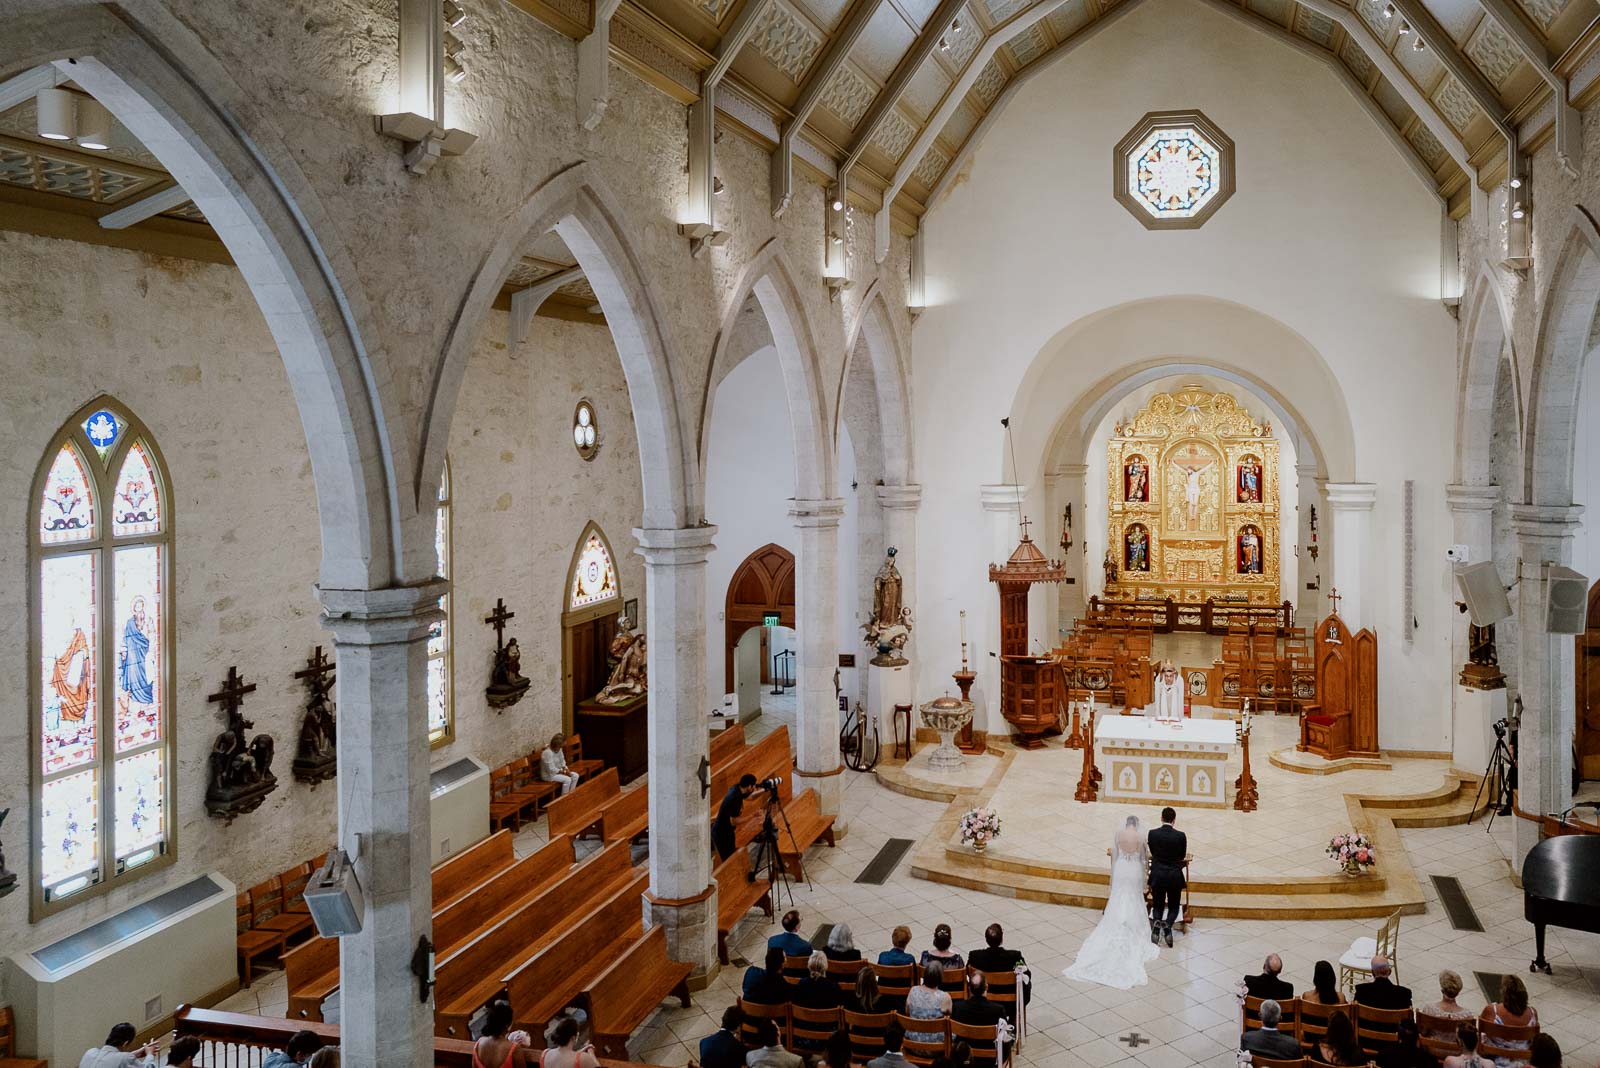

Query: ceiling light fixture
[
  {"left": 1397, "top": 20, "right": 1410, "bottom": 34},
  {"left": 1412, "top": 36, "right": 1425, "bottom": 50},
  {"left": 951, "top": 17, "right": 963, "bottom": 33},
  {"left": 938, "top": 35, "right": 949, "bottom": 50},
  {"left": 1510, "top": 176, "right": 1522, "bottom": 189},
  {"left": 831, "top": 234, "right": 844, "bottom": 245},
  {"left": 831, "top": 196, "right": 843, "bottom": 211},
  {"left": 1382, "top": 3, "right": 1394, "bottom": 16},
  {"left": 36, "top": 87, "right": 75, "bottom": 141},
  {"left": 442, "top": 0, "right": 468, "bottom": 26},
  {"left": 713, "top": 176, "right": 725, "bottom": 194},
  {"left": 75, "top": 98, "right": 113, "bottom": 150},
  {"left": 1511, "top": 202, "right": 1526, "bottom": 220},
  {"left": 444, "top": 55, "right": 468, "bottom": 83}
]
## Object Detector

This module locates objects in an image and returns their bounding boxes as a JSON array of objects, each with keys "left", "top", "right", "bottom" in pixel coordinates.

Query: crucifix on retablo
[{"left": 485, "top": 597, "right": 515, "bottom": 654}]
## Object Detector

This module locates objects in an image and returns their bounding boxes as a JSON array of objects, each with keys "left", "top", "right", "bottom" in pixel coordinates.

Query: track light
[
  {"left": 938, "top": 35, "right": 949, "bottom": 50},
  {"left": 952, "top": 16, "right": 963, "bottom": 33},
  {"left": 1413, "top": 35, "right": 1425, "bottom": 50},
  {"left": 1382, "top": 3, "right": 1394, "bottom": 16},
  {"left": 444, "top": 55, "right": 468, "bottom": 83},
  {"left": 1511, "top": 202, "right": 1526, "bottom": 220},
  {"left": 1510, "top": 177, "right": 1523, "bottom": 189},
  {"left": 1397, "top": 20, "right": 1410, "bottom": 34},
  {"left": 831, "top": 234, "right": 844, "bottom": 245},
  {"left": 36, "top": 87, "right": 75, "bottom": 141},
  {"left": 831, "top": 196, "right": 843, "bottom": 211},
  {"left": 714, "top": 176, "right": 725, "bottom": 195},
  {"left": 442, "top": 0, "right": 468, "bottom": 26},
  {"left": 75, "top": 98, "right": 112, "bottom": 151}
]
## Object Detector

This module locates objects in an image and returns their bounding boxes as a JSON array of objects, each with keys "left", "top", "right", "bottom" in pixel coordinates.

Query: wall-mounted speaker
[
  {"left": 1546, "top": 565, "right": 1589, "bottom": 635},
  {"left": 1456, "top": 561, "right": 1512, "bottom": 627},
  {"left": 304, "top": 849, "right": 365, "bottom": 937}
]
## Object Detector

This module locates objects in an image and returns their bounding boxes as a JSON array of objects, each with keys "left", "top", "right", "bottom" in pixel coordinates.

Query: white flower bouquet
[{"left": 960, "top": 806, "right": 1002, "bottom": 850}]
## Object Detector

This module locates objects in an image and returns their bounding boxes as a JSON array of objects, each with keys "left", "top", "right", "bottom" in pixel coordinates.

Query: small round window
[{"left": 573, "top": 400, "right": 600, "bottom": 461}]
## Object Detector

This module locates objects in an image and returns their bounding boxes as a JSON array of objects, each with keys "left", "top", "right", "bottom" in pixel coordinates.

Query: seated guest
[
  {"left": 1245, "top": 954, "right": 1295, "bottom": 1001},
  {"left": 306, "top": 1051, "right": 339, "bottom": 1068},
  {"left": 541, "top": 732, "right": 579, "bottom": 795},
  {"left": 744, "top": 946, "right": 794, "bottom": 1005},
  {"left": 865, "top": 1025, "right": 908, "bottom": 1068},
  {"left": 1316, "top": 1009, "right": 1368, "bottom": 1067},
  {"left": 79, "top": 1023, "right": 159, "bottom": 1068},
  {"left": 747, "top": 1020, "right": 801, "bottom": 1068},
  {"left": 953, "top": 974, "right": 1010, "bottom": 1060},
  {"left": 1242, "top": 1000, "right": 1302, "bottom": 1061},
  {"left": 1478, "top": 974, "right": 1538, "bottom": 1053},
  {"left": 701, "top": 1006, "right": 746, "bottom": 1068},
  {"left": 1528, "top": 1033, "right": 1561, "bottom": 1068},
  {"left": 879, "top": 926, "right": 916, "bottom": 967},
  {"left": 472, "top": 1001, "right": 531, "bottom": 1068},
  {"left": 905, "top": 961, "right": 953, "bottom": 1043},
  {"left": 825, "top": 923, "right": 862, "bottom": 962},
  {"left": 853, "top": 968, "right": 887, "bottom": 1014},
  {"left": 1420, "top": 970, "right": 1475, "bottom": 1041},
  {"left": 1444, "top": 1025, "right": 1491, "bottom": 1068},
  {"left": 262, "top": 1031, "right": 325, "bottom": 1068},
  {"left": 920, "top": 924, "right": 964, "bottom": 972},
  {"left": 1377, "top": 1020, "right": 1436, "bottom": 1068},
  {"left": 823, "top": 1030, "right": 853, "bottom": 1068},
  {"left": 795, "top": 951, "right": 844, "bottom": 1009},
  {"left": 544, "top": 1016, "right": 600, "bottom": 1068},
  {"left": 1302, "top": 960, "right": 1346, "bottom": 1007},
  {"left": 966, "top": 923, "right": 1031, "bottom": 1006},
  {"left": 770, "top": 910, "right": 813, "bottom": 958},
  {"left": 165, "top": 1039, "right": 202, "bottom": 1068},
  {"left": 1355, "top": 955, "right": 1412, "bottom": 1010}
]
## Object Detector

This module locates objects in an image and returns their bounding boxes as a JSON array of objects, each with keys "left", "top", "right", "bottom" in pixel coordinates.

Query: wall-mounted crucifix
[
  {"left": 485, "top": 597, "right": 531, "bottom": 710},
  {"left": 205, "top": 666, "right": 278, "bottom": 822},
  {"left": 293, "top": 646, "right": 339, "bottom": 787}
]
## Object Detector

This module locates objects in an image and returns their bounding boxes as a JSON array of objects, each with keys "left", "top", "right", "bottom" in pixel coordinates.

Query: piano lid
[{"left": 1521, "top": 833, "right": 1600, "bottom": 907}]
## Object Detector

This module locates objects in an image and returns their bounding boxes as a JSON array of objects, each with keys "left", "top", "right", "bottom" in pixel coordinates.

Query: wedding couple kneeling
[{"left": 1062, "top": 807, "right": 1188, "bottom": 990}]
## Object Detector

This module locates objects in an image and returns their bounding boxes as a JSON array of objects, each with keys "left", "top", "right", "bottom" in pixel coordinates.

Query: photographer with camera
[{"left": 713, "top": 773, "right": 761, "bottom": 861}]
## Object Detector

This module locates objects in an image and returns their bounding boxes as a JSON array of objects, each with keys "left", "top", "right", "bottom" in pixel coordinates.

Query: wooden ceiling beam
[
  {"left": 684, "top": 0, "right": 775, "bottom": 249},
  {"left": 771, "top": 0, "right": 887, "bottom": 217},
  {"left": 1386, "top": 0, "right": 1519, "bottom": 172},
  {"left": 509, "top": 265, "right": 585, "bottom": 346},
  {"left": 1470, "top": 0, "right": 1580, "bottom": 172},
  {"left": 97, "top": 183, "right": 191, "bottom": 230}
]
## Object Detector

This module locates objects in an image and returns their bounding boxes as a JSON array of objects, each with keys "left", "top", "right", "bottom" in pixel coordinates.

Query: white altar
[{"left": 1097, "top": 715, "right": 1236, "bottom": 808}]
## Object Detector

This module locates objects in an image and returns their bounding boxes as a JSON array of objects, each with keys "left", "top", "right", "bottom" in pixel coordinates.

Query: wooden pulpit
[
  {"left": 1300, "top": 612, "right": 1378, "bottom": 760},
  {"left": 989, "top": 526, "right": 1066, "bottom": 748}
]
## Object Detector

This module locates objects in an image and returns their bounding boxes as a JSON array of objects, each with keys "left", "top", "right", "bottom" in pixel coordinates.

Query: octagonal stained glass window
[{"left": 1113, "top": 110, "right": 1235, "bottom": 230}]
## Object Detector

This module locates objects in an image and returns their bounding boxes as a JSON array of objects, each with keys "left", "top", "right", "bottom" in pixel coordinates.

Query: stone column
[
  {"left": 1510, "top": 504, "right": 1584, "bottom": 864},
  {"left": 979, "top": 484, "right": 1026, "bottom": 734},
  {"left": 635, "top": 525, "right": 719, "bottom": 981},
  {"left": 1446, "top": 485, "right": 1501, "bottom": 669},
  {"left": 877, "top": 484, "right": 922, "bottom": 663},
  {"left": 1324, "top": 483, "right": 1377, "bottom": 630},
  {"left": 1056, "top": 464, "right": 1088, "bottom": 627},
  {"left": 318, "top": 582, "right": 445, "bottom": 1068},
  {"left": 792, "top": 498, "right": 847, "bottom": 830}
]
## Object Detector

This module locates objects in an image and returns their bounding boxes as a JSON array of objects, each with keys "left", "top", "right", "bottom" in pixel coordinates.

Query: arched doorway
[
  {"left": 726, "top": 544, "right": 797, "bottom": 694},
  {"left": 562, "top": 522, "right": 625, "bottom": 728}
]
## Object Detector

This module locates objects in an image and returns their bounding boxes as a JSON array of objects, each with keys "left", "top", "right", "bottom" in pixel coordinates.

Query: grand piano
[{"left": 1522, "top": 832, "right": 1600, "bottom": 974}]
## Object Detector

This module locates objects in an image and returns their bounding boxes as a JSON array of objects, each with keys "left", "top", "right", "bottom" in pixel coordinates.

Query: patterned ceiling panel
[
  {"left": 1372, "top": 79, "right": 1412, "bottom": 125},
  {"left": 1045, "top": 0, "right": 1090, "bottom": 41},
  {"left": 1294, "top": 7, "right": 1335, "bottom": 46},
  {"left": 0, "top": 138, "right": 164, "bottom": 204},
  {"left": 504, "top": 259, "right": 559, "bottom": 287},
  {"left": 699, "top": 0, "right": 734, "bottom": 22},
  {"left": 1393, "top": 33, "right": 1444, "bottom": 86},
  {"left": 1408, "top": 121, "right": 1448, "bottom": 167},
  {"left": 1464, "top": 18, "right": 1521, "bottom": 89},
  {"left": 1514, "top": 0, "right": 1566, "bottom": 29},
  {"left": 1357, "top": 0, "right": 1398, "bottom": 43},
  {"left": 969, "top": 59, "right": 1006, "bottom": 108},
  {"left": 853, "top": 2, "right": 918, "bottom": 82},
  {"left": 985, "top": 0, "right": 1031, "bottom": 22},
  {"left": 161, "top": 201, "right": 207, "bottom": 223},
  {"left": 749, "top": 0, "right": 825, "bottom": 82},
  {"left": 903, "top": 60, "right": 953, "bottom": 118},
  {"left": 1249, "top": 0, "right": 1291, "bottom": 25},
  {"left": 821, "top": 63, "right": 880, "bottom": 126},
  {"left": 1007, "top": 22, "right": 1051, "bottom": 65},
  {"left": 1432, "top": 74, "right": 1478, "bottom": 131},
  {"left": 941, "top": 100, "right": 981, "bottom": 147},
  {"left": 938, "top": 5, "right": 982, "bottom": 69},
  {"left": 872, "top": 107, "right": 919, "bottom": 160},
  {"left": 913, "top": 143, "right": 951, "bottom": 186},
  {"left": 1341, "top": 39, "right": 1376, "bottom": 85}
]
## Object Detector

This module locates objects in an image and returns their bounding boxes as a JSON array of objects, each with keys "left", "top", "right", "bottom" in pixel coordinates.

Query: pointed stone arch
[
  {"left": 1525, "top": 209, "right": 1600, "bottom": 508},
  {"left": 839, "top": 282, "right": 914, "bottom": 487},
  {"left": 1456, "top": 264, "right": 1521, "bottom": 487}
]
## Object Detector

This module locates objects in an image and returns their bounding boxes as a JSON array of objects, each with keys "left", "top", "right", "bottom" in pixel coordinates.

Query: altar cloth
[{"left": 1096, "top": 715, "right": 1236, "bottom": 807}]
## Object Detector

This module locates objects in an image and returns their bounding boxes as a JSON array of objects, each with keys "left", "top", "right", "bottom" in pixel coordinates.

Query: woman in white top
[{"left": 541, "top": 733, "right": 579, "bottom": 795}]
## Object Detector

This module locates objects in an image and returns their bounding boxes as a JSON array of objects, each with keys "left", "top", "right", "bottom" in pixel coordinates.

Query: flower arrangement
[
  {"left": 959, "top": 806, "right": 1002, "bottom": 851},
  {"left": 1327, "top": 831, "right": 1375, "bottom": 874}
]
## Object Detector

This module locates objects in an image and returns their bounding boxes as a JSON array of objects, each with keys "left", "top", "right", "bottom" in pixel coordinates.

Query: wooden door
[
  {"left": 1577, "top": 581, "right": 1600, "bottom": 781},
  {"left": 725, "top": 544, "right": 796, "bottom": 693},
  {"left": 568, "top": 615, "right": 616, "bottom": 717}
]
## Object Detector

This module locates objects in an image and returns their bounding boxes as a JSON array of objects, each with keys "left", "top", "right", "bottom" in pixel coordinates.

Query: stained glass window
[
  {"left": 570, "top": 530, "right": 618, "bottom": 610},
  {"left": 33, "top": 399, "right": 173, "bottom": 914},
  {"left": 573, "top": 400, "right": 600, "bottom": 461},
  {"left": 428, "top": 461, "right": 453, "bottom": 746},
  {"left": 1113, "top": 111, "right": 1235, "bottom": 230}
]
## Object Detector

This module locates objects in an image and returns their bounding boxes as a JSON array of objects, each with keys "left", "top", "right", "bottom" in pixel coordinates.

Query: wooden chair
[
  {"left": 0, "top": 1005, "right": 48, "bottom": 1068},
  {"left": 1477, "top": 1018, "right": 1540, "bottom": 1061},
  {"left": 249, "top": 877, "right": 314, "bottom": 944},
  {"left": 970, "top": 970, "right": 1019, "bottom": 1021},
  {"left": 280, "top": 861, "right": 313, "bottom": 914},
  {"left": 843, "top": 1009, "right": 893, "bottom": 1063},
  {"left": 783, "top": 953, "right": 813, "bottom": 983},
  {"left": 894, "top": 1011, "right": 949, "bottom": 1066},
  {"left": 828, "top": 957, "right": 868, "bottom": 993},
  {"left": 1249, "top": 1057, "right": 1308, "bottom": 1068},
  {"left": 737, "top": 999, "right": 791, "bottom": 1047},
  {"left": 1244, "top": 996, "right": 1300, "bottom": 1037},
  {"left": 1414, "top": 1010, "right": 1466, "bottom": 1059},
  {"left": 1352, "top": 1004, "right": 1413, "bottom": 1055},
  {"left": 235, "top": 892, "right": 285, "bottom": 987},
  {"left": 489, "top": 765, "right": 526, "bottom": 832},
  {"left": 1338, "top": 910, "right": 1400, "bottom": 994},
  {"left": 876, "top": 963, "right": 916, "bottom": 1008},
  {"left": 509, "top": 756, "right": 558, "bottom": 818},
  {"left": 564, "top": 734, "right": 604, "bottom": 780},
  {"left": 787, "top": 1005, "right": 842, "bottom": 1054},
  {"left": 951, "top": 1017, "right": 1011, "bottom": 1067},
  {"left": 938, "top": 967, "right": 969, "bottom": 1001},
  {"left": 1297, "top": 1000, "right": 1346, "bottom": 1056}
]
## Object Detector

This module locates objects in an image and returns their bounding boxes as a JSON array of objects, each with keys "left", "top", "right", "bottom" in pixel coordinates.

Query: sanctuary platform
[{"left": 881, "top": 713, "right": 1488, "bottom": 920}]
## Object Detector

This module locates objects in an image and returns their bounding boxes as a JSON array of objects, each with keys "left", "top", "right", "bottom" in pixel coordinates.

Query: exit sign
[{"left": 763, "top": 613, "right": 781, "bottom": 627}]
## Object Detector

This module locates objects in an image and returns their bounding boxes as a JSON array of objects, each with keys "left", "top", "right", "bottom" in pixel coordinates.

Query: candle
[{"left": 959, "top": 609, "right": 967, "bottom": 647}]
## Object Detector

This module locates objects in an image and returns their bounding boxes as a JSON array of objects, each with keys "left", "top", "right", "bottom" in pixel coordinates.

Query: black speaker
[
  {"left": 1546, "top": 565, "right": 1589, "bottom": 635},
  {"left": 1456, "top": 561, "right": 1512, "bottom": 626}
]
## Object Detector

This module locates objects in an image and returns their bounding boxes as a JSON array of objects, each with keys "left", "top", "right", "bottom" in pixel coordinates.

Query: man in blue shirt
[
  {"left": 878, "top": 924, "right": 915, "bottom": 966},
  {"left": 768, "top": 909, "right": 812, "bottom": 958}
]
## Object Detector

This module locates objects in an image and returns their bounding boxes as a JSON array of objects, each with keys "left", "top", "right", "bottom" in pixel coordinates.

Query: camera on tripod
[
  {"left": 1492, "top": 717, "right": 1508, "bottom": 741},
  {"left": 756, "top": 776, "right": 783, "bottom": 798}
]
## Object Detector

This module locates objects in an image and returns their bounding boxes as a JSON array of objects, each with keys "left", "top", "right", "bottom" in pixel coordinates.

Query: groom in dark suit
[{"left": 1147, "top": 806, "right": 1187, "bottom": 948}]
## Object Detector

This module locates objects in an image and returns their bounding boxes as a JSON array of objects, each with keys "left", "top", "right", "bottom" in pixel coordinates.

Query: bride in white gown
[{"left": 1062, "top": 814, "right": 1160, "bottom": 989}]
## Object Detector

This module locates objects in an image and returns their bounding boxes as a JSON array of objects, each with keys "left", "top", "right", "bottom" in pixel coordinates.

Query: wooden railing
[
  {"left": 1087, "top": 596, "right": 1294, "bottom": 635},
  {"left": 170, "top": 1006, "right": 667, "bottom": 1068}
]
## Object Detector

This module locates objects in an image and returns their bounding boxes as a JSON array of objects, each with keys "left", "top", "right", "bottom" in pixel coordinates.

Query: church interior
[{"left": 3, "top": 0, "right": 1600, "bottom": 1065}]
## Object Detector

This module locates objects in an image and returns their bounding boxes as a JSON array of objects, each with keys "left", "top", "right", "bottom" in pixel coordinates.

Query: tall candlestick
[{"left": 959, "top": 610, "right": 967, "bottom": 646}]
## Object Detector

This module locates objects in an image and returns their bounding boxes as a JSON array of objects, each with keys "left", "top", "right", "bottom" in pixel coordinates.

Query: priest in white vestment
[{"left": 1149, "top": 660, "right": 1184, "bottom": 723}]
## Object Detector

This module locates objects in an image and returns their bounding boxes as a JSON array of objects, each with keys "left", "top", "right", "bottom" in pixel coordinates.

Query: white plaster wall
[
  {"left": 704, "top": 347, "right": 797, "bottom": 705},
  {"left": 911, "top": 0, "right": 1458, "bottom": 750}
]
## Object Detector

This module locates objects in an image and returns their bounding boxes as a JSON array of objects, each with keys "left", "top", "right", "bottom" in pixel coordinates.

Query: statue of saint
[
  {"left": 862, "top": 548, "right": 913, "bottom": 666},
  {"left": 1238, "top": 460, "right": 1261, "bottom": 503},
  {"left": 1184, "top": 467, "right": 1203, "bottom": 529},
  {"left": 1126, "top": 527, "right": 1149, "bottom": 572},
  {"left": 1125, "top": 459, "right": 1148, "bottom": 502},
  {"left": 596, "top": 615, "right": 648, "bottom": 703},
  {"left": 872, "top": 547, "right": 903, "bottom": 629},
  {"left": 1103, "top": 548, "right": 1119, "bottom": 587}
]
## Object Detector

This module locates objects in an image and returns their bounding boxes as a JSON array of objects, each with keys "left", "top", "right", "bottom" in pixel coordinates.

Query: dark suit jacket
[
  {"left": 953, "top": 996, "right": 1011, "bottom": 1058},
  {"left": 701, "top": 1029, "right": 746, "bottom": 1068},
  {"left": 793, "top": 977, "right": 843, "bottom": 1009},
  {"left": 1245, "top": 973, "right": 1295, "bottom": 1001},
  {"left": 1242, "top": 1028, "right": 1303, "bottom": 1060},
  {"left": 823, "top": 947, "right": 862, "bottom": 962},
  {"left": 1353, "top": 978, "right": 1412, "bottom": 1011},
  {"left": 745, "top": 973, "right": 793, "bottom": 1006},
  {"left": 965, "top": 947, "right": 1031, "bottom": 1006},
  {"left": 1147, "top": 824, "right": 1188, "bottom": 889}
]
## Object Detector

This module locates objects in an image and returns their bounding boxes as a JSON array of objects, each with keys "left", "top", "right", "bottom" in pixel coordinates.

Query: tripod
[
  {"left": 1471, "top": 730, "right": 1517, "bottom": 832},
  {"left": 749, "top": 788, "right": 812, "bottom": 911}
]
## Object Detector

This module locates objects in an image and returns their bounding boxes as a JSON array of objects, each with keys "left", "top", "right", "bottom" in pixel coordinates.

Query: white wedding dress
[{"left": 1063, "top": 821, "right": 1160, "bottom": 989}]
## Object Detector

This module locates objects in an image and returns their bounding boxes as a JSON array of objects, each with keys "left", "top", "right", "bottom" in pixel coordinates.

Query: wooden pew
[
  {"left": 709, "top": 726, "right": 791, "bottom": 804},
  {"left": 599, "top": 782, "right": 649, "bottom": 844},
  {"left": 503, "top": 871, "right": 652, "bottom": 1033},
  {"left": 285, "top": 932, "right": 339, "bottom": 1021},
  {"left": 710, "top": 722, "right": 747, "bottom": 768},
  {"left": 546, "top": 766, "right": 622, "bottom": 839},
  {"left": 714, "top": 848, "right": 773, "bottom": 964},
  {"left": 434, "top": 840, "right": 637, "bottom": 1037},
  {"left": 432, "top": 835, "right": 576, "bottom": 953},
  {"left": 434, "top": 830, "right": 517, "bottom": 909},
  {"left": 585, "top": 925, "right": 693, "bottom": 1058},
  {"left": 775, "top": 790, "right": 837, "bottom": 880}
]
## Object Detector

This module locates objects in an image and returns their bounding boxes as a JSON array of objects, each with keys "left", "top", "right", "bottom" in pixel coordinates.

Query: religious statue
[
  {"left": 1237, "top": 458, "right": 1262, "bottom": 503},
  {"left": 204, "top": 666, "right": 279, "bottom": 822},
  {"left": 863, "top": 547, "right": 913, "bottom": 666},
  {"left": 1124, "top": 458, "right": 1148, "bottom": 502},
  {"left": 1460, "top": 619, "right": 1507, "bottom": 690},
  {"left": 292, "top": 646, "right": 338, "bottom": 787},
  {"left": 1103, "top": 548, "right": 1119, "bottom": 588},
  {"left": 485, "top": 598, "right": 532, "bottom": 710},
  {"left": 0, "top": 807, "right": 16, "bottom": 899},
  {"left": 1184, "top": 466, "right": 1203, "bottom": 529},
  {"left": 1237, "top": 526, "right": 1262, "bottom": 574},
  {"left": 1125, "top": 526, "right": 1149, "bottom": 572},
  {"left": 595, "top": 614, "right": 648, "bottom": 704}
]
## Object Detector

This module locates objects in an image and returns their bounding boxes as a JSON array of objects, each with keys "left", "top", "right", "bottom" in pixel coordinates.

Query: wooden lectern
[{"left": 989, "top": 524, "right": 1067, "bottom": 748}]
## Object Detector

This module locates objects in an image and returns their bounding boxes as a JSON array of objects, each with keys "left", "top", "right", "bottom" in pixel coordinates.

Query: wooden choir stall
[
  {"left": 1299, "top": 599, "right": 1378, "bottom": 759},
  {"left": 989, "top": 525, "right": 1068, "bottom": 748}
]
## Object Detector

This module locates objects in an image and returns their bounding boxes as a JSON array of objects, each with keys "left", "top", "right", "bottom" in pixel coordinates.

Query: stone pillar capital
[
  {"left": 1510, "top": 504, "right": 1585, "bottom": 563},
  {"left": 634, "top": 524, "right": 718, "bottom": 565},
  {"left": 979, "top": 483, "right": 1027, "bottom": 511},
  {"left": 1055, "top": 463, "right": 1089, "bottom": 479},
  {"left": 1445, "top": 484, "right": 1501, "bottom": 512},
  {"left": 317, "top": 581, "right": 446, "bottom": 643},
  {"left": 1324, "top": 482, "right": 1377, "bottom": 510},
  {"left": 790, "top": 497, "right": 846, "bottom": 527},
  {"left": 1296, "top": 463, "right": 1321, "bottom": 478},
  {"left": 876, "top": 483, "right": 923, "bottom": 510}
]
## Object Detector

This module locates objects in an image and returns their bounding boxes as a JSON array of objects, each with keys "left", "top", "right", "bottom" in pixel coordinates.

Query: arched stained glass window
[
  {"left": 569, "top": 529, "right": 618, "bottom": 610},
  {"left": 428, "top": 460, "right": 454, "bottom": 747},
  {"left": 32, "top": 399, "right": 175, "bottom": 916}
]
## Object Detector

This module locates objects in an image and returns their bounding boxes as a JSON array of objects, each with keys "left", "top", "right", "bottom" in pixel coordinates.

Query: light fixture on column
[
  {"left": 1510, "top": 176, "right": 1523, "bottom": 189},
  {"left": 713, "top": 176, "right": 725, "bottom": 195},
  {"left": 444, "top": 32, "right": 469, "bottom": 83},
  {"left": 1382, "top": 3, "right": 1394, "bottom": 16},
  {"left": 36, "top": 87, "right": 75, "bottom": 141},
  {"left": 378, "top": 0, "right": 477, "bottom": 174},
  {"left": 442, "top": 0, "right": 468, "bottom": 26},
  {"left": 74, "top": 98, "right": 113, "bottom": 151},
  {"left": 1511, "top": 201, "right": 1526, "bottom": 219}
]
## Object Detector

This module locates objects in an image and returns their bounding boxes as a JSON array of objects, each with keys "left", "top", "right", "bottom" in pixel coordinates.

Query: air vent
[{"left": 144, "top": 995, "right": 162, "bottom": 1022}]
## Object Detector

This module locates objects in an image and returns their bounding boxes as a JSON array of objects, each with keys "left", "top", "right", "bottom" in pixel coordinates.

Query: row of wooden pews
[
  {"left": 489, "top": 734, "right": 605, "bottom": 833},
  {"left": 709, "top": 725, "right": 837, "bottom": 879},
  {"left": 1053, "top": 618, "right": 1154, "bottom": 710},
  {"left": 546, "top": 766, "right": 648, "bottom": 843}
]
